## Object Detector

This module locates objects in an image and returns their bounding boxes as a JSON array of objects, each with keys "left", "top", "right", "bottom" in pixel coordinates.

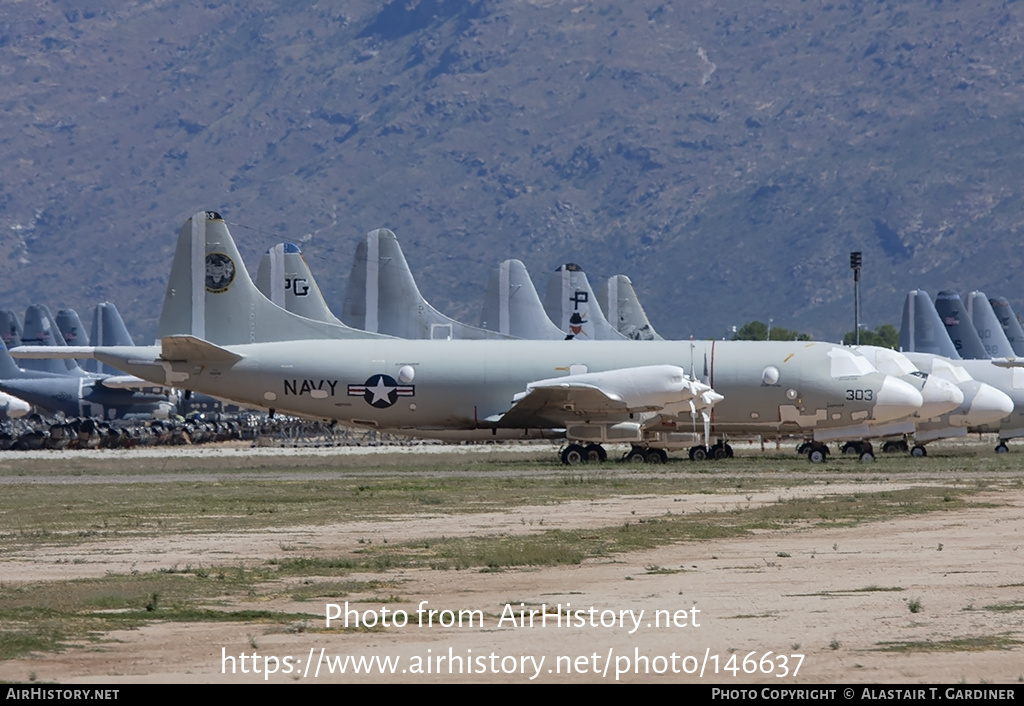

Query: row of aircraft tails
[
  {"left": 0, "top": 302, "right": 232, "bottom": 422},
  {"left": 8, "top": 210, "right": 1024, "bottom": 464}
]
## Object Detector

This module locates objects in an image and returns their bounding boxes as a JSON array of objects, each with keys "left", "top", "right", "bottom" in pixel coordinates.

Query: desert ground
[{"left": 0, "top": 440, "right": 1021, "bottom": 684}]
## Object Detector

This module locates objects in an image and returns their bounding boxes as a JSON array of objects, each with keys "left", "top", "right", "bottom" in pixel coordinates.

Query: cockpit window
[{"left": 828, "top": 348, "right": 877, "bottom": 378}]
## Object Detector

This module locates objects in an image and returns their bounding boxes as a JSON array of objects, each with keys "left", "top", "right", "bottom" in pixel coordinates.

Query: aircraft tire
[
  {"left": 645, "top": 449, "right": 666, "bottom": 464},
  {"left": 842, "top": 441, "right": 862, "bottom": 455},
  {"left": 561, "top": 444, "right": 586, "bottom": 465},
  {"left": 910, "top": 445, "right": 927, "bottom": 458},
  {"left": 796, "top": 442, "right": 812, "bottom": 455},
  {"left": 689, "top": 445, "right": 709, "bottom": 461},
  {"left": 724, "top": 443, "right": 734, "bottom": 458},
  {"left": 882, "top": 441, "right": 902, "bottom": 454},
  {"left": 626, "top": 447, "right": 647, "bottom": 463},
  {"left": 859, "top": 451, "right": 875, "bottom": 462},
  {"left": 995, "top": 442, "right": 1009, "bottom": 454},
  {"left": 584, "top": 443, "right": 607, "bottom": 463},
  {"left": 808, "top": 448, "right": 826, "bottom": 463},
  {"left": 711, "top": 445, "right": 728, "bottom": 460}
]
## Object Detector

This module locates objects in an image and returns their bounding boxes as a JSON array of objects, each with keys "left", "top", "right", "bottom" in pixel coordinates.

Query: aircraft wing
[{"left": 491, "top": 364, "right": 722, "bottom": 429}]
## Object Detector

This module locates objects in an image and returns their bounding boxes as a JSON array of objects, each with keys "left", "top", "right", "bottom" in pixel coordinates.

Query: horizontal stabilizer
[
  {"left": 99, "top": 375, "right": 169, "bottom": 390},
  {"left": 160, "top": 335, "right": 244, "bottom": 364},
  {"left": 9, "top": 346, "right": 97, "bottom": 359}
]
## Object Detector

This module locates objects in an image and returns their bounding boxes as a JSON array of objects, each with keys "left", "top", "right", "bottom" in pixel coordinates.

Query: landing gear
[
  {"left": 859, "top": 441, "right": 875, "bottom": 462},
  {"left": 583, "top": 443, "right": 607, "bottom": 463},
  {"left": 882, "top": 440, "right": 909, "bottom": 454},
  {"left": 995, "top": 441, "right": 1009, "bottom": 454},
  {"left": 626, "top": 447, "right": 647, "bottom": 463},
  {"left": 647, "top": 448, "right": 668, "bottom": 464},
  {"left": 625, "top": 446, "right": 668, "bottom": 464},
  {"left": 842, "top": 441, "right": 862, "bottom": 456},
  {"left": 910, "top": 444, "right": 927, "bottom": 458},
  {"left": 708, "top": 441, "right": 734, "bottom": 460},
  {"left": 689, "top": 445, "right": 709, "bottom": 461},
  {"left": 561, "top": 443, "right": 586, "bottom": 465},
  {"left": 807, "top": 442, "right": 830, "bottom": 464},
  {"left": 561, "top": 442, "right": 611, "bottom": 465}
]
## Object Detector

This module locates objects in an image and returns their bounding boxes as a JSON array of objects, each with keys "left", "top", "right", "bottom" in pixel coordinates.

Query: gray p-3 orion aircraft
[{"left": 15, "top": 211, "right": 925, "bottom": 464}]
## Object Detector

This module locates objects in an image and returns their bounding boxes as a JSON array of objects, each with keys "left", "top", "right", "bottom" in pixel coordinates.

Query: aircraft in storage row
[{"left": 14, "top": 210, "right": 935, "bottom": 464}]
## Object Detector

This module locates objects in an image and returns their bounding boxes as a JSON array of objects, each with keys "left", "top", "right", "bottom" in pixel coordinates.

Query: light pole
[
  {"left": 767, "top": 318, "right": 774, "bottom": 341},
  {"left": 850, "top": 252, "right": 862, "bottom": 345}
]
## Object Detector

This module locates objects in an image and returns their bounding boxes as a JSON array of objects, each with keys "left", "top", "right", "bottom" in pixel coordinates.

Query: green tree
[
  {"left": 843, "top": 324, "right": 899, "bottom": 348},
  {"left": 731, "top": 320, "right": 812, "bottom": 341}
]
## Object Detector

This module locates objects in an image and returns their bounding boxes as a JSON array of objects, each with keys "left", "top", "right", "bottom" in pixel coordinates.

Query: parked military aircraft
[
  {"left": 480, "top": 259, "right": 566, "bottom": 340},
  {"left": 0, "top": 338, "right": 176, "bottom": 420},
  {"left": 899, "top": 289, "right": 1024, "bottom": 452},
  {"left": 340, "top": 228, "right": 514, "bottom": 340},
  {"left": 965, "top": 291, "right": 1018, "bottom": 359},
  {"left": 987, "top": 296, "right": 1024, "bottom": 356},
  {"left": 15, "top": 211, "right": 928, "bottom": 463},
  {"left": 256, "top": 243, "right": 352, "bottom": 328},
  {"left": 0, "top": 390, "right": 31, "bottom": 419},
  {"left": 599, "top": 275, "right": 664, "bottom": 341},
  {"left": 543, "top": 263, "right": 626, "bottom": 340}
]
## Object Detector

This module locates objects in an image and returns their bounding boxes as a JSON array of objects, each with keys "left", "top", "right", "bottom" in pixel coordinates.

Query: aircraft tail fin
[
  {"left": 57, "top": 308, "right": 97, "bottom": 373},
  {"left": 966, "top": 291, "right": 1016, "bottom": 358},
  {"left": 543, "top": 263, "right": 626, "bottom": 340},
  {"left": 987, "top": 296, "right": 1024, "bottom": 357},
  {"left": 90, "top": 303, "right": 136, "bottom": 374},
  {"left": 0, "top": 338, "right": 27, "bottom": 379},
  {"left": 0, "top": 310, "right": 22, "bottom": 350},
  {"left": 899, "top": 289, "right": 961, "bottom": 358},
  {"left": 341, "top": 227, "right": 514, "bottom": 339},
  {"left": 935, "top": 290, "right": 990, "bottom": 359},
  {"left": 255, "top": 243, "right": 348, "bottom": 326},
  {"left": 20, "top": 305, "right": 88, "bottom": 376},
  {"left": 599, "top": 275, "right": 664, "bottom": 341},
  {"left": 480, "top": 259, "right": 564, "bottom": 339},
  {"left": 158, "top": 211, "right": 388, "bottom": 344}
]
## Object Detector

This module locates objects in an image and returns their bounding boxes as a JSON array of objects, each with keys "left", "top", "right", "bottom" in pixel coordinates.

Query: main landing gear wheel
[
  {"left": 910, "top": 445, "right": 927, "bottom": 458},
  {"left": 626, "top": 447, "right": 647, "bottom": 463},
  {"left": 842, "top": 441, "right": 862, "bottom": 456},
  {"left": 708, "top": 442, "right": 734, "bottom": 460},
  {"left": 807, "top": 442, "right": 830, "bottom": 464},
  {"left": 689, "top": 445, "right": 709, "bottom": 461},
  {"left": 859, "top": 441, "right": 875, "bottom": 462},
  {"left": 647, "top": 448, "right": 668, "bottom": 464},
  {"left": 882, "top": 440, "right": 908, "bottom": 454},
  {"left": 583, "top": 443, "right": 607, "bottom": 463},
  {"left": 561, "top": 444, "right": 585, "bottom": 465},
  {"left": 995, "top": 442, "right": 1009, "bottom": 454}
]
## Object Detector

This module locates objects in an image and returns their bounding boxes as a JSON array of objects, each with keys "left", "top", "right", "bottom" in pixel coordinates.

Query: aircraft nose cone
[
  {"left": 2, "top": 393, "right": 30, "bottom": 418},
  {"left": 965, "top": 383, "right": 1014, "bottom": 427},
  {"left": 918, "top": 375, "right": 965, "bottom": 419},
  {"left": 873, "top": 376, "right": 924, "bottom": 422}
]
